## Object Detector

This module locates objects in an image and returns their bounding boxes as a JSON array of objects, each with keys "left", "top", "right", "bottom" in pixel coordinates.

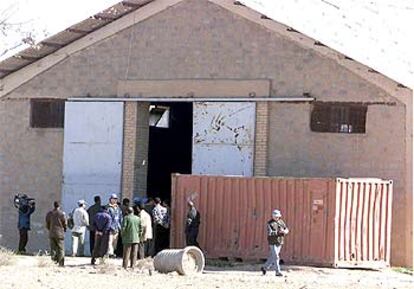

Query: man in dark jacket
[
  {"left": 45, "top": 201, "right": 67, "bottom": 267},
  {"left": 87, "top": 195, "right": 101, "bottom": 256},
  {"left": 116, "top": 197, "right": 131, "bottom": 257},
  {"left": 17, "top": 199, "right": 35, "bottom": 254},
  {"left": 185, "top": 200, "right": 200, "bottom": 247},
  {"left": 261, "top": 209, "right": 289, "bottom": 277},
  {"left": 91, "top": 206, "right": 112, "bottom": 265}
]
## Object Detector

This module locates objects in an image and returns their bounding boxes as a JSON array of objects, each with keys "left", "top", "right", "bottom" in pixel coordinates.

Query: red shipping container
[{"left": 170, "top": 175, "right": 393, "bottom": 268}]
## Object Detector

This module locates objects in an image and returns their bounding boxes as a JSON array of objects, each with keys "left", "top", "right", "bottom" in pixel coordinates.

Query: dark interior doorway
[{"left": 146, "top": 102, "right": 193, "bottom": 203}]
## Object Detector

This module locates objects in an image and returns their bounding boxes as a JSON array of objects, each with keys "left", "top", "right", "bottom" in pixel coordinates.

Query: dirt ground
[{"left": 0, "top": 255, "right": 412, "bottom": 289}]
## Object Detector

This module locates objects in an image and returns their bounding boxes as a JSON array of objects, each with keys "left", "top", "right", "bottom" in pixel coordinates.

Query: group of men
[
  {"left": 42, "top": 194, "right": 194, "bottom": 269},
  {"left": 18, "top": 192, "right": 289, "bottom": 276}
]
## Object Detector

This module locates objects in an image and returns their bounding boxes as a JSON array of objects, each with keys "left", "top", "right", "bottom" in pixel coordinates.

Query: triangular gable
[{"left": 0, "top": 0, "right": 411, "bottom": 99}]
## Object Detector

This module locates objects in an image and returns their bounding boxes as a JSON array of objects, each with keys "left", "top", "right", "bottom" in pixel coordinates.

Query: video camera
[{"left": 13, "top": 193, "right": 35, "bottom": 210}]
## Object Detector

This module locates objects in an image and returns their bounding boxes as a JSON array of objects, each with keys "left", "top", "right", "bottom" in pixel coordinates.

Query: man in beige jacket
[{"left": 137, "top": 201, "right": 152, "bottom": 258}]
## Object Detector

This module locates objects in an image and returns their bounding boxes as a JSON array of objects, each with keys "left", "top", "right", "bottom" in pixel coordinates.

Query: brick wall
[
  {"left": 254, "top": 102, "right": 269, "bottom": 176},
  {"left": 121, "top": 102, "right": 138, "bottom": 200},
  {"left": 121, "top": 102, "right": 150, "bottom": 200},
  {"left": 133, "top": 102, "right": 150, "bottom": 197}
]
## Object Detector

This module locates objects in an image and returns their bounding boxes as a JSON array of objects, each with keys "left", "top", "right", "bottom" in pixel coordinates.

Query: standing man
[
  {"left": 107, "top": 193, "right": 122, "bottom": 258},
  {"left": 121, "top": 198, "right": 130, "bottom": 216},
  {"left": 15, "top": 196, "right": 35, "bottom": 254},
  {"left": 144, "top": 198, "right": 155, "bottom": 215},
  {"left": 71, "top": 199, "right": 89, "bottom": 257},
  {"left": 121, "top": 207, "right": 142, "bottom": 269},
  {"left": 116, "top": 197, "right": 131, "bottom": 257},
  {"left": 144, "top": 197, "right": 155, "bottom": 256},
  {"left": 87, "top": 195, "right": 101, "bottom": 256},
  {"left": 261, "top": 209, "right": 289, "bottom": 277},
  {"left": 45, "top": 201, "right": 67, "bottom": 267},
  {"left": 152, "top": 197, "right": 169, "bottom": 254},
  {"left": 91, "top": 206, "right": 112, "bottom": 265},
  {"left": 137, "top": 201, "right": 152, "bottom": 257},
  {"left": 132, "top": 205, "right": 145, "bottom": 259},
  {"left": 185, "top": 200, "right": 200, "bottom": 247}
]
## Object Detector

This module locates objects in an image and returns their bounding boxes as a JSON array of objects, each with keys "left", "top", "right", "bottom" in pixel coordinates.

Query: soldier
[
  {"left": 261, "top": 209, "right": 289, "bottom": 277},
  {"left": 45, "top": 201, "right": 67, "bottom": 267}
]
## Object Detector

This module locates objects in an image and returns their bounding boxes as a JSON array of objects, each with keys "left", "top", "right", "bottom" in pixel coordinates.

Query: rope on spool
[{"left": 153, "top": 246, "right": 205, "bottom": 275}]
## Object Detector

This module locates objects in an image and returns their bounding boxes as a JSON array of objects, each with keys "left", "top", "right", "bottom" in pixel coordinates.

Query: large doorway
[{"left": 146, "top": 102, "right": 193, "bottom": 202}]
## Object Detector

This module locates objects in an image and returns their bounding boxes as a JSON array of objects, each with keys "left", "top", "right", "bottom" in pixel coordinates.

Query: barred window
[
  {"left": 30, "top": 99, "right": 65, "bottom": 128},
  {"left": 311, "top": 102, "right": 367, "bottom": 134}
]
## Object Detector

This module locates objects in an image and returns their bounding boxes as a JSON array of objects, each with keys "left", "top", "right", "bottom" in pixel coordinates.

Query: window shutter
[
  {"left": 31, "top": 99, "right": 65, "bottom": 128},
  {"left": 311, "top": 102, "right": 367, "bottom": 134}
]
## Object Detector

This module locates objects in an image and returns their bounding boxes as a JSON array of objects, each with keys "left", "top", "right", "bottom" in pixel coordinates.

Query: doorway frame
[{"left": 68, "top": 79, "right": 314, "bottom": 200}]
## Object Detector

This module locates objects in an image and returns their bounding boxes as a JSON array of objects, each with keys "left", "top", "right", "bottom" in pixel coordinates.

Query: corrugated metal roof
[{"left": 0, "top": 0, "right": 154, "bottom": 79}]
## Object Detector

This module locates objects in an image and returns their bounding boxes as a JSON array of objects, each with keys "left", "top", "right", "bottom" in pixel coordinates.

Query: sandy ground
[{"left": 0, "top": 255, "right": 412, "bottom": 289}]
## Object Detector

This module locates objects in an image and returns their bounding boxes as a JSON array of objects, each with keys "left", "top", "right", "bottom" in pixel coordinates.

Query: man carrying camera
[{"left": 15, "top": 194, "right": 36, "bottom": 254}]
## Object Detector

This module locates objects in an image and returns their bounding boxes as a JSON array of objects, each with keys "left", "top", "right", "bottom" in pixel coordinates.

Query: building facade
[{"left": 0, "top": 0, "right": 412, "bottom": 266}]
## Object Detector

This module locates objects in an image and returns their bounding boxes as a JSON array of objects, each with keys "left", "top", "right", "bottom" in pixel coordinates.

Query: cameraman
[{"left": 16, "top": 195, "right": 36, "bottom": 254}]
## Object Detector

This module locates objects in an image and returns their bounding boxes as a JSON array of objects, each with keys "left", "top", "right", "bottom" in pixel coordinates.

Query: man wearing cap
[
  {"left": 185, "top": 200, "right": 201, "bottom": 247},
  {"left": 261, "top": 209, "right": 289, "bottom": 277},
  {"left": 107, "top": 193, "right": 123, "bottom": 257},
  {"left": 71, "top": 199, "right": 89, "bottom": 257}
]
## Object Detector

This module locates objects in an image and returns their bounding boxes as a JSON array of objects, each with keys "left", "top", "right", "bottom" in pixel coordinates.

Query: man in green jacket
[{"left": 121, "top": 207, "right": 142, "bottom": 269}]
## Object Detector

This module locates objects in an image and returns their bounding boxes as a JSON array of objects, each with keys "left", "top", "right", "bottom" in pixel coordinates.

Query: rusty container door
[
  {"left": 301, "top": 178, "right": 337, "bottom": 265},
  {"left": 334, "top": 178, "right": 393, "bottom": 268}
]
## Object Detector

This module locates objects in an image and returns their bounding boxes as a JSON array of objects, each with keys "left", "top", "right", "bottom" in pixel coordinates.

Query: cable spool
[{"left": 153, "top": 246, "right": 205, "bottom": 275}]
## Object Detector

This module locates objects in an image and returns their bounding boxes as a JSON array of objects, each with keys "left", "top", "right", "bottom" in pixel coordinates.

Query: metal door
[
  {"left": 307, "top": 180, "right": 331, "bottom": 263},
  {"left": 62, "top": 101, "right": 124, "bottom": 254},
  {"left": 192, "top": 102, "right": 256, "bottom": 176}
]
